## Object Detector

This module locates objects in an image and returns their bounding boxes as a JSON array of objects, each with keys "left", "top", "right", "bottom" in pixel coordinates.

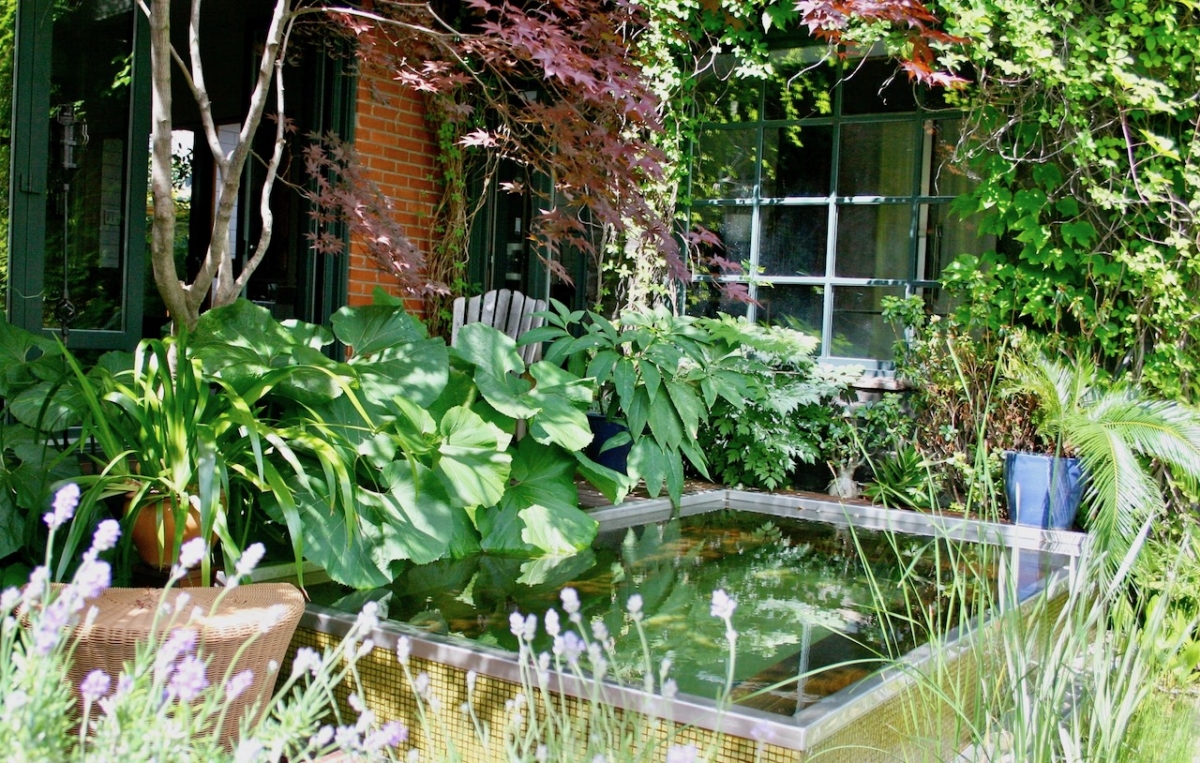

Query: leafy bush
[{"left": 695, "top": 316, "right": 857, "bottom": 491}]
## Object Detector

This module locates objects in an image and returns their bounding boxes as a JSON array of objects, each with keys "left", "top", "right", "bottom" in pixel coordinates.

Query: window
[{"left": 687, "top": 49, "right": 992, "bottom": 366}]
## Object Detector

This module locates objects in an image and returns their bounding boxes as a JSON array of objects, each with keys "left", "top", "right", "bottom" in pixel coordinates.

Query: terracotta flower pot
[{"left": 126, "top": 494, "right": 209, "bottom": 569}]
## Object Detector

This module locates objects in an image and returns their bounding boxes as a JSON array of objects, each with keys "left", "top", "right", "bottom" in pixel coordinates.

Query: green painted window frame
[
  {"left": 688, "top": 51, "right": 976, "bottom": 367},
  {"left": 8, "top": 0, "right": 148, "bottom": 351}
]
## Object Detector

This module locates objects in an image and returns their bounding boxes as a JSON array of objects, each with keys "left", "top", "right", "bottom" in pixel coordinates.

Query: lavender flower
[
  {"left": 90, "top": 519, "right": 121, "bottom": 553},
  {"left": 0, "top": 587, "right": 18, "bottom": 613},
  {"left": 167, "top": 654, "right": 209, "bottom": 701},
  {"left": 364, "top": 720, "right": 407, "bottom": 752},
  {"left": 290, "top": 647, "right": 323, "bottom": 678},
  {"left": 355, "top": 601, "right": 380, "bottom": 634},
  {"left": 710, "top": 589, "right": 736, "bottom": 621},
  {"left": 156, "top": 629, "right": 198, "bottom": 676},
  {"left": 80, "top": 669, "right": 111, "bottom": 704},
  {"left": 558, "top": 631, "right": 585, "bottom": 666},
  {"left": 544, "top": 607, "right": 560, "bottom": 637},
  {"left": 225, "top": 670, "right": 255, "bottom": 701},
  {"left": 233, "top": 740, "right": 264, "bottom": 763},
  {"left": 508, "top": 611, "right": 525, "bottom": 638},
  {"left": 43, "top": 483, "right": 79, "bottom": 531},
  {"left": 626, "top": 594, "right": 643, "bottom": 618},
  {"left": 662, "top": 678, "right": 678, "bottom": 700},
  {"left": 560, "top": 587, "right": 580, "bottom": 616},
  {"left": 32, "top": 598, "right": 72, "bottom": 656},
  {"left": 396, "top": 636, "right": 412, "bottom": 666},
  {"left": 174, "top": 538, "right": 207, "bottom": 574},
  {"left": 72, "top": 557, "right": 111, "bottom": 601},
  {"left": 228, "top": 542, "right": 266, "bottom": 586},
  {"left": 666, "top": 743, "right": 698, "bottom": 763}
]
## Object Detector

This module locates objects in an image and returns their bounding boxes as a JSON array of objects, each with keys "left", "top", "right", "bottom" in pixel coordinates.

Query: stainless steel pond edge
[{"left": 297, "top": 489, "right": 1086, "bottom": 753}]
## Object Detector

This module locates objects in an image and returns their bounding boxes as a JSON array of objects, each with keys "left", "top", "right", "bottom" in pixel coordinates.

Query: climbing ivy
[{"left": 932, "top": 0, "right": 1200, "bottom": 399}]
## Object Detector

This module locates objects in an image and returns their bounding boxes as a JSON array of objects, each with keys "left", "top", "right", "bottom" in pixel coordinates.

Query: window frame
[{"left": 687, "top": 49, "right": 970, "bottom": 368}]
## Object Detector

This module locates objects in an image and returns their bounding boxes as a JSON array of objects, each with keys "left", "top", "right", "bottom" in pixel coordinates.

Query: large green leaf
[
  {"left": 265, "top": 472, "right": 390, "bottom": 589},
  {"left": 665, "top": 380, "right": 703, "bottom": 439},
  {"left": 331, "top": 303, "right": 428, "bottom": 357},
  {"left": 268, "top": 460, "right": 457, "bottom": 589},
  {"left": 9, "top": 380, "right": 85, "bottom": 431},
  {"left": 573, "top": 450, "right": 633, "bottom": 505},
  {"left": 646, "top": 387, "right": 684, "bottom": 449},
  {"left": 473, "top": 369, "right": 537, "bottom": 418},
  {"left": 0, "top": 485, "right": 23, "bottom": 559},
  {"left": 525, "top": 362, "right": 593, "bottom": 451},
  {"left": 629, "top": 438, "right": 667, "bottom": 499},
  {"left": 434, "top": 406, "right": 512, "bottom": 509},
  {"left": 453, "top": 323, "right": 524, "bottom": 376},
  {"left": 193, "top": 300, "right": 309, "bottom": 372},
  {"left": 0, "top": 319, "right": 55, "bottom": 398},
  {"left": 483, "top": 439, "right": 597, "bottom": 555},
  {"left": 355, "top": 339, "right": 450, "bottom": 409}
]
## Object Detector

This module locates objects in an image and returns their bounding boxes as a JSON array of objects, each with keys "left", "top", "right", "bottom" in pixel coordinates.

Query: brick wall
[{"left": 348, "top": 50, "right": 438, "bottom": 315}]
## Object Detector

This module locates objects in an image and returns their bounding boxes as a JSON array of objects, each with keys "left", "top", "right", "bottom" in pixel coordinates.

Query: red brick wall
[{"left": 348, "top": 51, "right": 438, "bottom": 315}]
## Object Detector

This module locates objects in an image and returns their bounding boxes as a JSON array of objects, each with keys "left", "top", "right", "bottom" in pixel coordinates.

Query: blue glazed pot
[
  {"left": 585, "top": 413, "right": 632, "bottom": 474},
  {"left": 1004, "top": 451, "right": 1085, "bottom": 530}
]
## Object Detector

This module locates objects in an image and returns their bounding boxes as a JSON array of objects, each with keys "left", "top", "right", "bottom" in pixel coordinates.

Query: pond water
[{"left": 308, "top": 509, "right": 1017, "bottom": 716}]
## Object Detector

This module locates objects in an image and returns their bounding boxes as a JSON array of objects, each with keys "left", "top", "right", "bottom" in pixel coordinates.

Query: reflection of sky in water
[{"left": 310, "top": 510, "right": 1009, "bottom": 717}]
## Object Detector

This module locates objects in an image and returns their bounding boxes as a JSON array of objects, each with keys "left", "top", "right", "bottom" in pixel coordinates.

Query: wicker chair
[{"left": 65, "top": 583, "right": 306, "bottom": 740}]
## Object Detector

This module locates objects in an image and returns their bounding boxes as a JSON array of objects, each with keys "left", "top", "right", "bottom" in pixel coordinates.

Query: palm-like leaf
[{"left": 1021, "top": 355, "right": 1200, "bottom": 565}]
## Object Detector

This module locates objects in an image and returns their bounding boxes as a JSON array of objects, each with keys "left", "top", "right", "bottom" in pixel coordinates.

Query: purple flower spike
[
  {"left": 80, "top": 670, "right": 111, "bottom": 703},
  {"left": 168, "top": 654, "right": 209, "bottom": 701},
  {"left": 44, "top": 484, "right": 80, "bottom": 531}
]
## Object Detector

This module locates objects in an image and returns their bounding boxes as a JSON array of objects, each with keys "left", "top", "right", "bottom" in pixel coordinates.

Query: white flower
[
  {"left": 523, "top": 613, "right": 537, "bottom": 641},
  {"left": 0, "top": 588, "right": 18, "bottom": 613},
  {"left": 536, "top": 745, "right": 548, "bottom": 762},
  {"left": 560, "top": 587, "right": 580, "bottom": 615},
  {"left": 666, "top": 743, "right": 698, "bottom": 763},
  {"left": 396, "top": 636, "right": 412, "bottom": 666},
  {"left": 662, "top": 679, "right": 678, "bottom": 700},
  {"left": 544, "top": 608, "right": 560, "bottom": 637},
  {"left": 710, "top": 589, "right": 736, "bottom": 621},
  {"left": 355, "top": 601, "right": 380, "bottom": 634},
  {"left": 626, "top": 594, "right": 643, "bottom": 617},
  {"left": 90, "top": 519, "right": 121, "bottom": 553},
  {"left": 232, "top": 542, "right": 266, "bottom": 583},
  {"left": 591, "top": 620, "right": 608, "bottom": 643},
  {"left": 291, "top": 647, "right": 323, "bottom": 678},
  {"left": 43, "top": 483, "right": 79, "bottom": 531},
  {"left": 509, "top": 611, "right": 525, "bottom": 638},
  {"left": 176, "top": 538, "right": 207, "bottom": 572},
  {"left": 413, "top": 672, "right": 430, "bottom": 698},
  {"left": 356, "top": 638, "right": 375, "bottom": 658},
  {"left": 466, "top": 670, "right": 477, "bottom": 694}
]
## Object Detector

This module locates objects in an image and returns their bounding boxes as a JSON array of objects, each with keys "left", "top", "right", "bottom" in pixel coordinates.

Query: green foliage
[
  {"left": 694, "top": 317, "right": 855, "bottom": 491},
  {"left": 933, "top": 0, "right": 1200, "bottom": 400},
  {"left": 528, "top": 302, "right": 764, "bottom": 504},
  {"left": 191, "top": 299, "right": 624, "bottom": 588},
  {"left": 1010, "top": 353, "right": 1200, "bottom": 563},
  {"left": 883, "top": 296, "right": 1040, "bottom": 518},
  {"left": 862, "top": 445, "right": 939, "bottom": 511}
]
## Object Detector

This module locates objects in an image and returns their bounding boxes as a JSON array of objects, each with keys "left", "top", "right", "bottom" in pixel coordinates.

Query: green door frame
[{"left": 8, "top": 0, "right": 149, "bottom": 351}]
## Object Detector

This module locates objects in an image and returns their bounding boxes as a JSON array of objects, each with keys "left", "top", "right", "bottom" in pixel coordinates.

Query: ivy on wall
[{"left": 934, "top": 0, "right": 1200, "bottom": 400}]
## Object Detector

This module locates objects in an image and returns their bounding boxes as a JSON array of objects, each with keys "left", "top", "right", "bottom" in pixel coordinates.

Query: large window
[{"left": 688, "top": 49, "right": 991, "bottom": 366}]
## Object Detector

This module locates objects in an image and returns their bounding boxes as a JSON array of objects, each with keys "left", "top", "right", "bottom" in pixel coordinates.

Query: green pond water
[{"left": 308, "top": 510, "right": 1034, "bottom": 716}]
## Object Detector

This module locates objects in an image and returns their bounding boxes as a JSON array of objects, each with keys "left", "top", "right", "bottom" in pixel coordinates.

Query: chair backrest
[{"left": 450, "top": 289, "right": 547, "bottom": 365}]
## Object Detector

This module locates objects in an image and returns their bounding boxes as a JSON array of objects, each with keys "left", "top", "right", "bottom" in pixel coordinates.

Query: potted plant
[
  {"left": 66, "top": 334, "right": 308, "bottom": 585},
  {"left": 1005, "top": 354, "right": 1200, "bottom": 555},
  {"left": 525, "top": 302, "right": 757, "bottom": 506}
]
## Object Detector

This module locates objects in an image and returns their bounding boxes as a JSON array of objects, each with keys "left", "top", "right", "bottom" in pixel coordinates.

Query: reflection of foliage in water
[{"left": 314, "top": 510, "right": 999, "bottom": 713}]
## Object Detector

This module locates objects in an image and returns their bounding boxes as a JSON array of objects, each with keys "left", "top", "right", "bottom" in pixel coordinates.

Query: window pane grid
[{"left": 689, "top": 54, "right": 985, "bottom": 364}]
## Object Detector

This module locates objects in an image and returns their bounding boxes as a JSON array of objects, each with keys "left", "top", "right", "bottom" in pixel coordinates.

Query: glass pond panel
[{"left": 309, "top": 510, "right": 1019, "bottom": 716}]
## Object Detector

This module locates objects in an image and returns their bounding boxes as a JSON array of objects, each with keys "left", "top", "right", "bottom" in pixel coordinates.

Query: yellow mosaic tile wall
[{"left": 286, "top": 592, "right": 1065, "bottom": 763}]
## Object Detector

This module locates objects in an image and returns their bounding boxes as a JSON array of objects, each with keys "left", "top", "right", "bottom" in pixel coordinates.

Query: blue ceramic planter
[
  {"left": 585, "top": 413, "right": 631, "bottom": 474},
  {"left": 1004, "top": 451, "right": 1085, "bottom": 530}
]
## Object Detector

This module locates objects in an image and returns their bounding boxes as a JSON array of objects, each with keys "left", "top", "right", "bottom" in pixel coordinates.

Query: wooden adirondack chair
[{"left": 450, "top": 289, "right": 548, "bottom": 365}]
